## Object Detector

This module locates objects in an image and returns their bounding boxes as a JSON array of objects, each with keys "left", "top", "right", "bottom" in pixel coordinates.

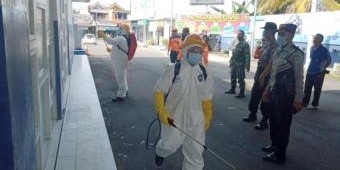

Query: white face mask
[
  {"left": 277, "top": 35, "right": 287, "bottom": 46},
  {"left": 187, "top": 53, "right": 202, "bottom": 66}
]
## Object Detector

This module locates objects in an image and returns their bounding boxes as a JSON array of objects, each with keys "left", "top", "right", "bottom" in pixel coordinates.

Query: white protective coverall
[
  {"left": 154, "top": 52, "right": 214, "bottom": 169},
  {"left": 104, "top": 29, "right": 129, "bottom": 98}
]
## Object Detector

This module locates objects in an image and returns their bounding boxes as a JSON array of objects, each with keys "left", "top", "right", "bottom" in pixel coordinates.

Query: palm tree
[
  {"left": 257, "top": 0, "right": 295, "bottom": 14},
  {"left": 257, "top": 0, "right": 340, "bottom": 14},
  {"left": 210, "top": 0, "right": 255, "bottom": 15},
  {"left": 321, "top": 0, "right": 340, "bottom": 11},
  {"left": 232, "top": 0, "right": 254, "bottom": 14},
  {"left": 210, "top": 6, "right": 226, "bottom": 14}
]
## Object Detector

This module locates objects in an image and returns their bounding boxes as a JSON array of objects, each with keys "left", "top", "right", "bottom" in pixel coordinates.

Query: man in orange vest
[{"left": 168, "top": 28, "right": 182, "bottom": 63}]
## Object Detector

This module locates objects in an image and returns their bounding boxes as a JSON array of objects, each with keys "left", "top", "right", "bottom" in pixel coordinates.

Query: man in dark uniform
[
  {"left": 261, "top": 24, "right": 304, "bottom": 163},
  {"left": 225, "top": 30, "right": 250, "bottom": 98},
  {"left": 243, "top": 22, "right": 279, "bottom": 131}
]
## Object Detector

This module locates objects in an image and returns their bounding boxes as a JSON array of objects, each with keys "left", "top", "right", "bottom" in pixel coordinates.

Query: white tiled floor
[{"left": 56, "top": 55, "right": 116, "bottom": 170}]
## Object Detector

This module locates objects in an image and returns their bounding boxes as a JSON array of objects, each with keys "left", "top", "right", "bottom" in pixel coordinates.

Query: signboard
[
  {"left": 138, "top": 19, "right": 149, "bottom": 26},
  {"left": 190, "top": 0, "right": 224, "bottom": 5},
  {"left": 175, "top": 14, "right": 249, "bottom": 34}
]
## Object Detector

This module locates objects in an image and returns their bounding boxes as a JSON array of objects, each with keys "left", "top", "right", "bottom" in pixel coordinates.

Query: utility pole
[
  {"left": 206, "top": 4, "right": 208, "bottom": 14},
  {"left": 251, "top": 0, "right": 258, "bottom": 56},
  {"left": 130, "top": 0, "right": 132, "bottom": 13},
  {"left": 305, "top": 0, "right": 317, "bottom": 69},
  {"left": 170, "top": 0, "right": 174, "bottom": 37}
]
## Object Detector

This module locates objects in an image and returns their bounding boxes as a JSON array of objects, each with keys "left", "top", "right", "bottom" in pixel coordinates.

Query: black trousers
[
  {"left": 248, "top": 67, "right": 270, "bottom": 123},
  {"left": 169, "top": 51, "right": 178, "bottom": 63},
  {"left": 268, "top": 67, "right": 296, "bottom": 159},
  {"left": 303, "top": 73, "right": 325, "bottom": 107},
  {"left": 268, "top": 89, "right": 294, "bottom": 158}
]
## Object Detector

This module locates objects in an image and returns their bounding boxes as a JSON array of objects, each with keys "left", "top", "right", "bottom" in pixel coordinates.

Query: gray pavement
[{"left": 87, "top": 40, "right": 340, "bottom": 170}]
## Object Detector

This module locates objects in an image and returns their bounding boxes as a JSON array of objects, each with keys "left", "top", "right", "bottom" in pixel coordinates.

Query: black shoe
[
  {"left": 155, "top": 154, "right": 164, "bottom": 166},
  {"left": 262, "top": 152, "right": 285, "bottom": 164},
  {"left": 235, "top": 94, "right": 245, "bottom": 98},
  {"left": 262, "top": 145, "right": 276, "bottom": 152},
  {"left": 243, "top": 115, "right": 257, "bottom": 122},
  {"left": 224, "top": 89, "right": 236, "bottom": 94},
  {"left": 126, "top": 91, "right": 128, "bottom": 96},
  {"left": 254, "top": 123, "right": 268, "bottom": 130},
  {"left": 112, "top": 97, "right": 125, "bottom": 102}
]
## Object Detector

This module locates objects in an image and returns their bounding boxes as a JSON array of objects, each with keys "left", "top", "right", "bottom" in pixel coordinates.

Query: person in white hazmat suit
[
  {"left": 153, "top": 34, "right": 214, "bottom": 170},
  {"left": 98, "top": 24, "right": 130, "bottom": 102}
]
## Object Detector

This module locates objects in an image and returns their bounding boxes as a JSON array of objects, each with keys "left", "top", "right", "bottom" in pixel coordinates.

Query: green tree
[
  {"left": 257, "top": 0, "right": 340, "bottom": 14},
  {"left": 210, "top": 6, "right": 226, "bottom": 14},
  {"left": 232, "top": 0, "right": 254, "bottom": 14},
  {"left": 210, "top": 0, "right": 255, "bottom": 15}
]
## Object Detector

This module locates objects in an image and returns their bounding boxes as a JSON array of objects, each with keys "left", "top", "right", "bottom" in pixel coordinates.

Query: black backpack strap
[
  {"left": 117, "top": 35, "right": 129, "bottom": 55},
  {"left": 172, "top": 62, "right": 181, "bottom": 84},
  {"left": 199, "top": 64, "right": 207, "bottom": 81},
  {"left": 117, "top": 45, "right": 128, "bottom": 55}
]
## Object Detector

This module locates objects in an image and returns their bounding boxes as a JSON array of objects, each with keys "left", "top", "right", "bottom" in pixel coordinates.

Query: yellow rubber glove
[
  {"left": 97, "top": 31, "right": 106, "bottom": 39},
  {"left": 154, "top": 91, "right": 173, "bottom": 125},
  {"left": 202, "top": 100, "right": 213, "bottom": 131}
]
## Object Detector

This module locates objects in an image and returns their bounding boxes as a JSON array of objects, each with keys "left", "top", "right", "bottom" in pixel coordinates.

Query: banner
[{"left": 175, "top": 14, "right": 249, "bottom": 34}]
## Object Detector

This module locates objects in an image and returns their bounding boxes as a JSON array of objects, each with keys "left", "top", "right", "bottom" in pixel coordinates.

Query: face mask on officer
[{"left": 277, "top": 35, "right": 287, "bottom": 46}]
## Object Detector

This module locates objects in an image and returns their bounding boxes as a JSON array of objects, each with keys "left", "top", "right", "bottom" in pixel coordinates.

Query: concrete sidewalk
[{"left": 55, "top": 55, "right": 116, "bottom": 170}]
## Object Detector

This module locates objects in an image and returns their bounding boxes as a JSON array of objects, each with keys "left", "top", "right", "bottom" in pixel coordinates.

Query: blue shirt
[{"left": 307, "top": 45, "right": 331, "bottom": 75}]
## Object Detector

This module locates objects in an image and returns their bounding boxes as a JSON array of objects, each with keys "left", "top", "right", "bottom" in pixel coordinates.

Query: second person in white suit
[{"left": 99, "top": 24, "right": 130, "bottom": 102}]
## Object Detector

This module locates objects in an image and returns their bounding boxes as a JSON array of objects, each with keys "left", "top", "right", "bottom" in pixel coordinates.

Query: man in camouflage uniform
[
  {"left": 225, "top": 30, "right": 250, "bottom": 98},
  {"left": 261, "top": 24, "right": 304, "bottom": 164},
  {"left": 243, "top": 22, "right": 279, "bottom": 131}
]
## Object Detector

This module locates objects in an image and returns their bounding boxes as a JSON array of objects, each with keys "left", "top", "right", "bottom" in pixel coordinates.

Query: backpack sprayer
[{"left": 146, "top": 117, "right": 238, "bottom": 170}]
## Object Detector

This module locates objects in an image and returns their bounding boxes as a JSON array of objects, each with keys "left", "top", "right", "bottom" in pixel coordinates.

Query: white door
[{"left": 32, "top": 7, "right": 52, "bottom": 170}]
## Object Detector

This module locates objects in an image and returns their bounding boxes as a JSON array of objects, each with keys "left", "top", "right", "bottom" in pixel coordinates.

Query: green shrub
[{"left": 161, "top": 39, "right": 168, "bottom": 46}]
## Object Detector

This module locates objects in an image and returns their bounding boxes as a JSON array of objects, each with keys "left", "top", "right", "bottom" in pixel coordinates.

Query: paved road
[{"left": 87, "top": 40, "right": 340, "bottom": 170}]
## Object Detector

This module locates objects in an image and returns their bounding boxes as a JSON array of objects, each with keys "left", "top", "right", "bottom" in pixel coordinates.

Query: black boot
[
  {"left": 112, "top": 97, "right": 125, "bottom": 102},
  {"left": 243, "top": 114, "right": 257, "bottom": 122},
  {"left": 254, "top": 119, "right": 268, "bottom": 130},
  {"left": 235, "top": 89, "right": 245, "bottom": 98},
  {"left": 262, "top": 152, "right": 285, "bottom": 164},
  {"left": 254, "top": 123, "right": 268, "bottom": 130},
  {"left": 262, "top": 145, "right": 277, "bottom": 152},
  {"left": 225, "top": 87, "right": 236, "bottom": 94},
  {"left": 155, "top": 154, "right": 164, "bottom": 166}
]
